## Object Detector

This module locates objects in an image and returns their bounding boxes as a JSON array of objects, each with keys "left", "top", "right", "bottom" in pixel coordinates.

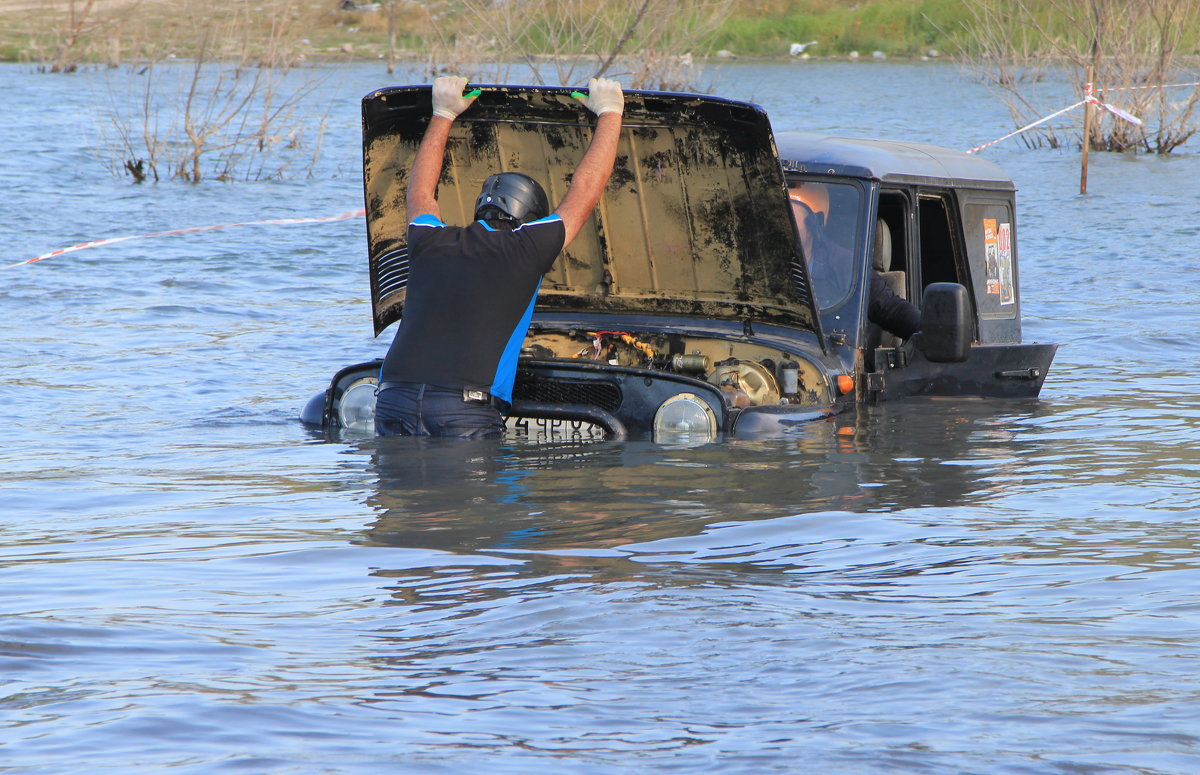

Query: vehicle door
[{"left": 869, "top": 186, "right": 1056, "bottom": 400}]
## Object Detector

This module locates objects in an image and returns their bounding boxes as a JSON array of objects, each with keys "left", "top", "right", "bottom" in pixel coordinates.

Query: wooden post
[
  {"left": 1080, "top": 69, "right": 1094, "bottom": 195},
  {"left": 1081, "top": 14, "right": 1100, "bottom": 195}
]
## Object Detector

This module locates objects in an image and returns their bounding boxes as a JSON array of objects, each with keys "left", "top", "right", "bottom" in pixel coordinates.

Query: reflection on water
[
  {"left": 4, "top": 61, "right": 1200, "bottom": 773},
  {"left": 344, "top": 401, "right": 1200, "bottom": 774},
  {"left": 363, "top": 400, "right": 1052, "bottom": 555}
]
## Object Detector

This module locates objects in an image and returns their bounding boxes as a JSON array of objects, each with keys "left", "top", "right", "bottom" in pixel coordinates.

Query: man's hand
[
  {"left": 431, "top": 75, "right": 479, "bottom": 121},
  {"left": 572, "top": 77, "right": 623, "bottom": 117}
]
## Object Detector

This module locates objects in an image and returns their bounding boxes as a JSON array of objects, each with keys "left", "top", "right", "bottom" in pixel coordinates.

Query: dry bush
[
  {"left": 418, "top": 0, "right": 734, "bottom": 91},
  {"left": 958, "top": 0, "right": 1200, "bottom": 153},
  {"left": 26, "top": 0, "right": 135, "bottom": 71},
  {"left": 99, "top": 0, "right": 327, "bottom": 182},
  {"left": 23, "top": 0, "right": 328, "bottom": 69}
]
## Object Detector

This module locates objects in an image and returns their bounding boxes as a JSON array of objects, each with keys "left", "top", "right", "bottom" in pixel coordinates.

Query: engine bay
[{"left": 520, "top": 329, "right": 830, "bottom": 408}]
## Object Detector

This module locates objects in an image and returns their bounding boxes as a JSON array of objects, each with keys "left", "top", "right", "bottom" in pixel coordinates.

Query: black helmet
[{"left": 474, "top": 172, "right": 550, "bottom": 227}]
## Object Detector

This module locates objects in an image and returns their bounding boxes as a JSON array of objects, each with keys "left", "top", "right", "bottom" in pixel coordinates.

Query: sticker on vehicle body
[
  {"left": 997, "top": 222, "right": 1015, "bottom": 305},
  {"left": 983, "top": 219, "right": 1015, "bottom": 304},
  {"left": 984, "top": 218, "right": 1000, "bottom": 295}
]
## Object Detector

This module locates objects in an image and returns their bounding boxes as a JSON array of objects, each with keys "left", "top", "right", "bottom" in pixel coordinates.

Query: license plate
[{"left": 505, "top": 415, "right": 606, "bottom": 441}]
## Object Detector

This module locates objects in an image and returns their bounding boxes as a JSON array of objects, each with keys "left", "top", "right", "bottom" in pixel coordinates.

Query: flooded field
[{"left": 3, "top": 61, "right": 1199, "bottom": 773}]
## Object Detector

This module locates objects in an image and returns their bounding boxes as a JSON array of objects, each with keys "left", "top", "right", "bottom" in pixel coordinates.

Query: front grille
[
  {"left": 791, "top": 257, "right": 812, "bottom": 298},
  {"left": 513, "top": 376, "right": 622, "bottom": 412},
  {"left": 374, "top": 246, "right": 410, "bottom": 300}
]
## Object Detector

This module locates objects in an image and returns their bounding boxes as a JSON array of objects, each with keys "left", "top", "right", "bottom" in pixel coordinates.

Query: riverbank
[
  {"left": 6, "top": 0, "right": 1200, "bottom": 70},
  {"left": 0, "top": 0, "right": 971, "bottom": 67}
]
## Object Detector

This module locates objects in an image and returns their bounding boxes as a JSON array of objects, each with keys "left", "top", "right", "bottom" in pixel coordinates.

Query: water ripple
[{"left": 4, "top": 61, "right": 1200, "bottom": 774}]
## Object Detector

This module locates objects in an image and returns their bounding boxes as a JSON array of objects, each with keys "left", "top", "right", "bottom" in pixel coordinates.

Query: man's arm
[
  {"left": 406, "top": 116, "right": 451, "bottom": 223},
  {"left": 406, "top": 76, "right": 478, "bottom": 224},
  {"left": 555, "top": 78, "right": 624, "bottom": 246},
  {"left": 868, "top": 273, "right": 922, "bottom": 339}
]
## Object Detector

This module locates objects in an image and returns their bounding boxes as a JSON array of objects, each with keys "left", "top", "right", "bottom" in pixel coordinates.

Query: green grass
[
  {"left": 5, "top": 0, "right": 1199, "bottom": 65},
  {"left": 0, "top": 0, "right": 977, "bottom": 64},
  {"left": 713, "top": 0, "right": 968, "bottom": 58},
  {"left": 0, "top": 43, "right": 27, "bottom": 62}
]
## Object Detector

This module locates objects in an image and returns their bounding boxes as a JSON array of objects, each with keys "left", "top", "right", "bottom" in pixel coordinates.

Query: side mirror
[{"left": 919, "top": 282, "right": 972, "bottom": 363}]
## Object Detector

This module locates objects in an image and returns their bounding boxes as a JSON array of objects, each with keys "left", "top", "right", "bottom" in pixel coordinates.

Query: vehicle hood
[{"left": 362, "top": 85, "right": 819, "bottom": 336}]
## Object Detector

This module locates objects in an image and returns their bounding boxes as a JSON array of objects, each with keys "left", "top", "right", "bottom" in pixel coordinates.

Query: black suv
[{"left": 302, "top": 85, "right": 1057, "bottom": 441}]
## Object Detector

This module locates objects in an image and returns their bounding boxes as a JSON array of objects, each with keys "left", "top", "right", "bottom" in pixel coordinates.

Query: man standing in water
[{"left": 375, "top": 74, "right": 624, "bottom": 438}]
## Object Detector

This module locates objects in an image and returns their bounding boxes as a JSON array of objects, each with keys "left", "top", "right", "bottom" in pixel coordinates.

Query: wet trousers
[{"left": 374, "top": 382, "right": 506, "bottom": 439}]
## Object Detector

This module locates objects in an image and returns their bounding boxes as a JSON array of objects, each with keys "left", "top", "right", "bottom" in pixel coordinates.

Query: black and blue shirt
[{"left": 380, "top": 213, "right": 567, "bottom": 403}]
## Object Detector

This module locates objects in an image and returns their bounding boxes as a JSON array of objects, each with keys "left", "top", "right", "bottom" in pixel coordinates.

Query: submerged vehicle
[{"left": 302, "top": 85, "right": 1057, "bottom": 441}]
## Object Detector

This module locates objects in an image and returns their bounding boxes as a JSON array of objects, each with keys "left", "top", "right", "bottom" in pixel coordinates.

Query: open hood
[{"left": 362, "top": 85, "right": 819, "bottom": 337}]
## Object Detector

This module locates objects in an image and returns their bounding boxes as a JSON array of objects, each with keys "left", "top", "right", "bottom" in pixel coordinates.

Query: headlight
[
  {"left": 653, "top": 392, "right": 717, "bottom": 442},
  {"left": 337, "top": 378, "right": 378, "bottom": 432}
]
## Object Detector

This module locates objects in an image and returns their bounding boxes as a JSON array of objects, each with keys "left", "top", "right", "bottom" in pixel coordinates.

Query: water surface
[{"left": 3, "top": 61, "right": 1200, "bottom": 774}]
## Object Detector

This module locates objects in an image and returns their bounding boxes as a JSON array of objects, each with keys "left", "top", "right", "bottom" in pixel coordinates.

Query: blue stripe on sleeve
[
  {"left": 514, "top": 214, "right": 563, "bottom": 231},
  {"left": 411, "top": 213, "right": 446, "bottom": 228}
]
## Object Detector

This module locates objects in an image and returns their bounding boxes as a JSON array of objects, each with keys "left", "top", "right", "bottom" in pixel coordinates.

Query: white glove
[
  {"left": 431, "top": 75, "right": 478, "bottom": 121},
  {"left": 573, "top": 77, "right": 623, "bottom": 116}
]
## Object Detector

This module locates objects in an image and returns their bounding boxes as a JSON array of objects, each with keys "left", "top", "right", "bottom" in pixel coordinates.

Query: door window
[
  {"left": 918, "top": 194, "right": 965, "bottom": 287},
  {"left": 788, "top": 179, "right": 864, "bottom": 311}
]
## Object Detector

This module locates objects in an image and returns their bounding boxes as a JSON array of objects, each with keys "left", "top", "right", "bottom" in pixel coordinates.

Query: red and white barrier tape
[
  {"left": 11, "top": 78, "right": 1193, "bottom": 265},
  {"left": 967, "top": 87, "right": 1143, "bottom": 154},
  {"left": 966, "top": 99, "right": 1090, "bottom": 154},
  {"left": 1101, "top": 80, "right": 1200, "bottom": 92},
  {"left": 5, "top": 208, "right": 366, "bottom": 269},
  {"left": 964, "top": 77, "right": 1200, "bottom": 154},
  {"left": 1083, "top": 83, "right": 1144, "bottom": 126}
]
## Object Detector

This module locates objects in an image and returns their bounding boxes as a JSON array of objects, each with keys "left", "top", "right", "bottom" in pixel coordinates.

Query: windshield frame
[{"left": 785, "top": 174, "right": 875, "bottom": 349}]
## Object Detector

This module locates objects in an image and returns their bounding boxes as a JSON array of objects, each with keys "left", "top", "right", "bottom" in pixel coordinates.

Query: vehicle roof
[{"left": 776, "top": 132, "right": 1016, "bottom": 191}]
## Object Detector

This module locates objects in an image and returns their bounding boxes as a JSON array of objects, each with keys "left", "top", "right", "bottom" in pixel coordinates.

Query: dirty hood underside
[{"left": 362, "top": 85, "right": 817, "bottom": 336}]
